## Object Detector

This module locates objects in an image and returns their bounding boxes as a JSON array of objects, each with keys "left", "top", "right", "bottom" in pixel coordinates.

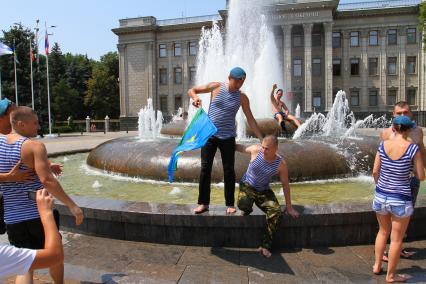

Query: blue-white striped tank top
[
  {"left": 0, "top": 136, "right": 43, "bottom": 224},
  {"left": 241, "top": 150, "right": 282, "bottom": 191},
  {"left": 208, "top": 83, "right": 241, "bottom": 139},
  {"left": 376, "top": 142, "right": 419, "bottom": 201}
]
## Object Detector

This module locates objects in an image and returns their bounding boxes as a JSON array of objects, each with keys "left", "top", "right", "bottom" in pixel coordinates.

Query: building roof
[
  {"left": 156, "top": 14, "right": 221, "bottom": 26},
  {"left": 337, "top": 0, "right": 420, "bottom": 11}
]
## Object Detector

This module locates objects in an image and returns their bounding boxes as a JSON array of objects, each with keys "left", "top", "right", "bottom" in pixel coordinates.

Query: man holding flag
[{"left": 188, "top": 67, "right": 263, "bottom": 214}]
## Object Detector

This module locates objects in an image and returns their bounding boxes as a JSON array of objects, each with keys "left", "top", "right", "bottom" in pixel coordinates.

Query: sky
[
  {"left": 0, "top": 0, "right": 380, "bottom": 61},
  {"left": 0, "top": 0, "right": 226, "bottom": 60}
]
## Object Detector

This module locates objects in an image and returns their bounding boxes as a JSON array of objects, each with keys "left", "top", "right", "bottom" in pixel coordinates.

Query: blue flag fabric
[
  {"left": 0, "top": 42, "right": 13, "bottom": 56},
  {"left": 167, "top": 108, "right": 217, "bottom": 183}
]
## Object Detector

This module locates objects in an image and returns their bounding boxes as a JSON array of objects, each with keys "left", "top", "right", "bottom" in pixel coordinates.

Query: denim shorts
[{"left": 372, "top": 193, "right": 413, "bottom": 218}]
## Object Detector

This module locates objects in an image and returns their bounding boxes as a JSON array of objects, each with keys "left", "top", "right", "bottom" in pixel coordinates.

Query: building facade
[{"left": 113, "top": 0, "right": 425, "bottom": 128}]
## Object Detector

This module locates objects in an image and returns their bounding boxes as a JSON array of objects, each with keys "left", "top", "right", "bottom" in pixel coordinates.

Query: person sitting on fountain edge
[
  {"left": 188, "top": 67, "right": 263, "bottom": 214},
  {"left": 236, "top": 135, "right": 299, "bottom": 257},
  {"left": 380, "top": 101, "right": 426, "bottom": 262},
  {"left": 270, "top": 84, "right": 301, "bottom": 131}
]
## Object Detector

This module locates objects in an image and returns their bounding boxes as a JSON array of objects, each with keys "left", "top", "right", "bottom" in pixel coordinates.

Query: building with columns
[{"left": 113, "top": 0, "right": 424, "bottom": 128}]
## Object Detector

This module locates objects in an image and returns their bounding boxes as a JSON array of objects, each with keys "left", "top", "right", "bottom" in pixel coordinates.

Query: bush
[{"left": 50, "top": 126, "right": 74, "bottom": 134}]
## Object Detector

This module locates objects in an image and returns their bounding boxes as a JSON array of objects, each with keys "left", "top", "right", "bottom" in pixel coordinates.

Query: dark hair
[
  {"left": 394, "top": 101, "right": 410, "bottom": 110},
  {"left": 276, "top": 89, "right": 283, "bottom": 94},
  {"left": 393, "top": 124, "right": 411, "bottom": 133}
]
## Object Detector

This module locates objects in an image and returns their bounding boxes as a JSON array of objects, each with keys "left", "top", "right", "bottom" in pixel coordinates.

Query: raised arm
[
  {"left": 278, "top": 160, "right": 299, "bottom": 218},
  {"left": 29, "top": 141, "right": 83, "bottom": 225},
  {"left": 241, "top": 93, "right": 263, "bottom": 141},
  {"left": 187, "top": 82, "right": 221, "bottom": 108},
  {"left": 270, "top": 84, "right": 280, "bottom": 110},
  {"left": 29, "top": 189, "right": 64, "bottom": 270},
  {"left": 236, "top": 144, "right": 260, "bottom": 155}
]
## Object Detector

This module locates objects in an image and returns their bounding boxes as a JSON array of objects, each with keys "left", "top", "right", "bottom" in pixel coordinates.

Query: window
[
  {"left": 332, "top": 32, "right": 341, "bottom": 48},
  {"left": 174, "top": 67, "right": 182, "bottom": 84},
  {"left": 174, "top": 95, "right": 182, "bottom": 110},
  {"left": 407, "top": 89, "right": 416, "bottom": 105},
  {"left": 189, "top": 66, "right": 196, "bottom": 82},
  {"left": 312, "top": 33, "right": 321, "bottom": 47},
  {"left": 388, "top": 29, "right": 397, "bottom": 45},
  {"left": 407, "top": 28, "right": 416, "bottom": 44},
  {"left": 368, "top": 58, "right": 378, "bottom": 76},
  {"left": 174, "top": 43, "right": 181, "bottom": 56},
  {"left": 387, "top": 89, "right": 397, "bottom": 106},
  {"left": 293, "top": 34, "right": 303, "bottom": 47},
  {"left": 160, "top": 96, "right": 168, "bottom": 114},
  {"left": 369, "top": 31, "right": 378, "bottom": 46},
  {"left": 369, "top": 89, "right": 378, "bottom": 106},
  {"left": 387, "top": 57, "right": 397, "bottom": 75},
  {"left": 189, "top": 42, "right": 197, "bottom": 56},
  {"left": 333, "top": 59, "right": 341, "bottom": 76},
  {"left": 159, "top": 44, "right": 167, "bottom": 57},
  {"left": 159, "top": 68, "right": 167, "bottom": 85},
  {"left": 350, "top": 31, "right": 359, "bottom": 47},
  {"left": 293, "top": 59, "right": 302, "bottom": 77},
  {"left": 350, "top": 90, "right": 359, "bottom": 106},
  {"left": 312, "top": 92, "right": 321, "bottom": 108},
  {"left": 350, "top": 58, "right": 360, "bottom": 76},
  {"left": 407, "top": 56, "right": 416, "bottom": 74},
  {"left": 312, "top": 58, "right": 321, "bottom": 76}
]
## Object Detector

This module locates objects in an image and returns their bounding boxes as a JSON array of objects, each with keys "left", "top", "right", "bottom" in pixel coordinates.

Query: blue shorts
[
  {"left": 372, "top": 192, "right": 413, "bottom": 218},
  {"left": 274, "top": 112, "right": 286, "bottom": 120}
]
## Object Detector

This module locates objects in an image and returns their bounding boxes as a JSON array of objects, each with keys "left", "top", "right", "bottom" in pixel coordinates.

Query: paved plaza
[{"left": 1, "top": 130, "right": 425, "bottom": 283}]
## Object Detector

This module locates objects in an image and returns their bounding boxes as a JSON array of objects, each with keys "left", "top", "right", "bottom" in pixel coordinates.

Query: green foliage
[
  {"left": 51, "top": 125, "right": 74, "bottom": 134},
  {"left": 85, "top": 52, "right": 119, "bottom": 119},
  {"left": 1, "top": 24, "right": 119, "bottom": 126}
]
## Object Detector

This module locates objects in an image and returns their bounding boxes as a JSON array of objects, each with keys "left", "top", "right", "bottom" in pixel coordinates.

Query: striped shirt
[
  {"left": 0, "top": 136, "right": 43, "bottom": 224},
  {"left": 242, "top": 150, "right": 282, "bottom": 191},
  {"left": 208, "top": 83, "right": 241, "bottom": 139},
  {"left": 376, "top": 142, "right": 419, "bottom": 201}
]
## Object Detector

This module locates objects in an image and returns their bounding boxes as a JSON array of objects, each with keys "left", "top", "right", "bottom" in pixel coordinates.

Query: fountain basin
[{"left": 86, "top": 136, "right": 379, "bottom": 183}]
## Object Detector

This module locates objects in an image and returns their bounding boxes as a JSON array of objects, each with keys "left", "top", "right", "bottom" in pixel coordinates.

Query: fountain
[{"left": 58, "top": 0, "right": 426, "bottom": 249}]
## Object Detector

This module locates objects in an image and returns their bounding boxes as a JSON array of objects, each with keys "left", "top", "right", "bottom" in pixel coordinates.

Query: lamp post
[{"left": 45, "top": 22, "right": 56, "bottom": 136}]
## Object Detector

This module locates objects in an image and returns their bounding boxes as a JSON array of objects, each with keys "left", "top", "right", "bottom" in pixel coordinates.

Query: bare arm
[
  {"left": 414, "top": 150, "right": 425, "bottom": 181},
  {"left": 372, "top": 151, "right": 381, "bottom": 184},
  {"left": 187, "top": 82, "right": 221, "bottom": 108},
  {"left": 0, "top": 161, "right": 32, "bottom": 182},
  {"left": 241, "top": 93, "right": 263, "bottom": 141},
  {"left": 29, "top": 189, "right": 64, "bottom": 270},
  {"left": 278, "top": 160, "right": 299, "bottom": 218},
  {"left": 30, "top": 142, "right": 83, "bottom": 225},
  {"left": 415, "top": 128, "right": 426, "bottom": 169},
  {"left": 270, "top": 84, "right": 280, "bottom": 110}
]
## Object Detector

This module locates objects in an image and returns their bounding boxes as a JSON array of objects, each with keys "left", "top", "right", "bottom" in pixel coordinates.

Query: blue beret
[
  {"left": 229, "top": 67, "right": 246, "bottom": 79},
  {"left": 0, "top": 98, "right": 12, "bottom": 116}
]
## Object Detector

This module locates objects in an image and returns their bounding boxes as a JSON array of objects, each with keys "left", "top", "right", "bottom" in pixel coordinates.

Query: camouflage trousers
[{"left": 237, "top": 182, "right": 282, "bottom": 250}]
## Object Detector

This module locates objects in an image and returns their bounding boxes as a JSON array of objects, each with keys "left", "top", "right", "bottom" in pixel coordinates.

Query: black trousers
[{"left": 198, "top": 136, "right": 236, "bottom": 206}]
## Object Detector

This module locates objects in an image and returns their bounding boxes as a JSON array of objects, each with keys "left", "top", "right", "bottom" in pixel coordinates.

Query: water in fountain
[
  {"left": 172, "top": 107, "right": 184, "bottom": 122},
  {"left": 138, "top": 98, "right": 163, "bottom": 139},
  {"left": 293, "top": 90, "right": 391, "bottom": 139},
  {"left": 189, "top": 0, "right": 284, "bottom": 139}
]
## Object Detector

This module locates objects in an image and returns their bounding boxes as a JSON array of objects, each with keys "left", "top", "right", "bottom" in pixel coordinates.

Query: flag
[
  {"left": 167, "top": 108, "right": 217, "bottom": 183},
  {"left": 44, "top": 31, "right": 49, "bottom": 55},
  {"left": 0, "top": 42, "right": 13, "bottom": 56},
  {"left": 30, "top": 47, "right": 35, "bottom": 62}
]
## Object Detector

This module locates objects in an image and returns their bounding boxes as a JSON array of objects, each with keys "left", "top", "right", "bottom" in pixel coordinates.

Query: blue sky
[
  {"left": 0, "top": 0, "right": 386, "bottom": 60},
  {"left": 0, "top": 0, "right": 225, "bottom": 60}
]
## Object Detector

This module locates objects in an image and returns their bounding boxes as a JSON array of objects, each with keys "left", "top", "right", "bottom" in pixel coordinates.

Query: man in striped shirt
[
  {"left": 188, "top": 67, "right": 263, "bottom": 214},
  {"left": 0, "top": 106, "right": 83, "bottom": 284},
  {"left": 380, "top": 101, "right": 426, "bottom": 261}
]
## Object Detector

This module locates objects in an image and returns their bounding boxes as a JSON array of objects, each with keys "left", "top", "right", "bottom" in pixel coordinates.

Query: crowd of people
[{"left": 0, "top": 66, "right": 424, "bottom": 283}]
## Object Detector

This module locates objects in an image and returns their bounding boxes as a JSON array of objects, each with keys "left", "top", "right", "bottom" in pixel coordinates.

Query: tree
[
  {"left": 52, "top": 79, "right": 82, "bottom": 121},
  {"left": 85, "top": 52, "right": 119, "bottom": 119},
  {"left": 49, "top": 43, "right": 66, "bottom": 88}
]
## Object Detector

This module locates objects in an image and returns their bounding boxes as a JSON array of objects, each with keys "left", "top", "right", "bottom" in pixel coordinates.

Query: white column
[
  {"left": 117, "top": 44, "right": 128, "bottom": 117},
  {"left": 324, "top": 22, "right": 333, "bottom": 110},
  {"left": 281, "top": 25, "right": 292, "bottom": 95},
  {"left": 303, "top": 23, "right": 313, "bottom": 112}
]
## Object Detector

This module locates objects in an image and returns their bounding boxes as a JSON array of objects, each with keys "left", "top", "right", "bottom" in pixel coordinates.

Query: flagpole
[
  {"left": 30, "top": 38, "right": 34, "bottom": 109},
  {"left": 45, "top": 22, "right": 52, "bottom": 135},
  {"left": 13, "top": 39, "right": 18, "bottom": 106}
]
